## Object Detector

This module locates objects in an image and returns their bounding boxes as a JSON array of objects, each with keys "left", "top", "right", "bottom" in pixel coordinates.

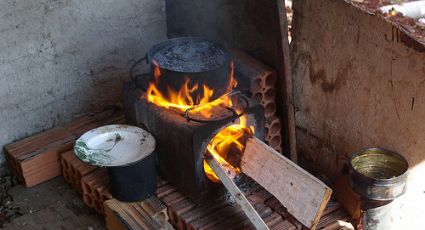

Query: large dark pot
[{"left": 130, "top": 37, "right": 232, "bottom": 102}]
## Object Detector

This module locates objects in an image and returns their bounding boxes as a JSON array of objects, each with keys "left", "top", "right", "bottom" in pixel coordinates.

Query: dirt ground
[{"left": 0, "top": 166, "right": 105, "bottom": 230}]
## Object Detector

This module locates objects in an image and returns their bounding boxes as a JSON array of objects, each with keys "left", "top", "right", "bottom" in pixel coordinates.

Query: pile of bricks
[
  {"left": 104, "top": 196, "right": 173, "bottom": 230},
  {"left": 80, "top": 168, "right": 111, "bottom": 214},
  {"left": 4, "top": 107, "right": 124, "bottom": 188},
  {"left": 61, "top": 150, "right": 98, "bottom": 193},
  {"left": 156, "top": 181, "right": 298, "bottom": 230},
  {"left": 4, "top": 127, "right": 76, "bottom": 187},
  {"left": 4, "top": 105, "right": 354, "bottom": 229},
  {"left": 232, "top": 49, "right": 283, "bottom": 153},
  {"left": 156, "top": 180, "right": 353, "bottom": 230},
  {"left": 61, "top": 151, "right": 113, "bottom": 214}
]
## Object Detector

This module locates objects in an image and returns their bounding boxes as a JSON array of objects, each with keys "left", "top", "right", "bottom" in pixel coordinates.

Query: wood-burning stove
[
  {"left": 123, "top": 38, "right": 265, "bottom": 198},
  {"left": 124, "top": 82, "right": 264, "bottom": 198}
]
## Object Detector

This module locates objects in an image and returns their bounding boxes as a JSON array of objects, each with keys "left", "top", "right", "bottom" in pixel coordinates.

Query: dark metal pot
[
  {"left": 130, "top": 37, "right": 232, "bottom": 102},
  {"left": 108, "top": 151, "right": 157, "bottom": 202}
]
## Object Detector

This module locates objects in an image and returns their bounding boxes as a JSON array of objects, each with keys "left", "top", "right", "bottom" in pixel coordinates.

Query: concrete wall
[
  {"left": 0, "top": 0, "right": 166, "bottom": 163},
  {"left": 292, "top": 0, "right": 425, "bottom": 229}
]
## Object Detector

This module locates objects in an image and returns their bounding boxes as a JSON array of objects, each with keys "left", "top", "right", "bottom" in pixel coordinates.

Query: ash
[
  {"left": 221, "top": 175, "right": 259, "bottom": 205},
  {"left": 153, "top": 40, "right": 227, "bottom": 72}
]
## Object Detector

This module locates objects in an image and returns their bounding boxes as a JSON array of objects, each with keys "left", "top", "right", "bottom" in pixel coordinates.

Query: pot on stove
[{"left": 130, "top": 37, "right": 233, "bottom": 102}]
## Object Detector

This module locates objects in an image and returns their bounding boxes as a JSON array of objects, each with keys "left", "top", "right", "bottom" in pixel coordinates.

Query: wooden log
[
  {"left": 205, "top": 155, "right": 269, "bottom": 230},
  {"left": 242, "top": 137, "right": 332, "bottom": 229}
]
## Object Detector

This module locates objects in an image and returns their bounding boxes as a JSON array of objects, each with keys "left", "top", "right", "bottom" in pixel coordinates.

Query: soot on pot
[{"left": 152, "top": 40, "right": 227, "bottom": 72}]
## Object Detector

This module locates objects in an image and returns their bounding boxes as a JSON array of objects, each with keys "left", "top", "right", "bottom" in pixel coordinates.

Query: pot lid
[
  {"left": 74, "top": 125, "right": 155, "bottom": 167},
  {"left": 149, "top": 37, "right": 230, "bottom": 73}
]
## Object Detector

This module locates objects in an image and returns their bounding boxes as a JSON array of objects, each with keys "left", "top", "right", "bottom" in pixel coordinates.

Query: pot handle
[{"left": 129, "top": 55, "right": 149, "bottom": 84}]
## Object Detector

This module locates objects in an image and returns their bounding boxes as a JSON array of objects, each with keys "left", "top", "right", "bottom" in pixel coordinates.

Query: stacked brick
[
  {"left": 264, "top": 116, "right": 283, "bottom": 153},
  {"left": 231, "top": 49, "right": 283, "bottom": 153},
  {"left": 156, "top": 181, "right": 298, "bottom": 230},
  {"left": 80, "top": 168, "right": 111, "bottom": 214},
  {"left": 4, "top": 127, "right": 75, "bottom": 187},
  {"left": 156, "top": 180, "right": 353, "bottom": 230},
  {"left": 61, "top": 150, "right": 97, "bottom": 193},
  {"left": 104, "top": 197, "right": 172, "bottom": 230},
  {"left": 4, "top": 107, "right": 125, "bottom": 188}
]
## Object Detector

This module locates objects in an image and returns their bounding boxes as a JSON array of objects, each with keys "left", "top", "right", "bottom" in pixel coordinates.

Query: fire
[
  {"left": 203, "top": 114, "right": 254, "bottom": 183},
  {"left": 146, "top": 61, "right": 237, "bottom": 118},
  {"left": 144, "top": 59, "right": 252, "bottom": 183}
]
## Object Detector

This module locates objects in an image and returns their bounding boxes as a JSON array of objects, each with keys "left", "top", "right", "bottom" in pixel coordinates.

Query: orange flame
[
  {"left": 203, "top": 114, "right": 254, "bottom": 183},
  {"left": 144, "top": 60, "right": 250, "bottom": 183},
  {"left": 146, "top": 62, "right": 237, "bottom": 118}
]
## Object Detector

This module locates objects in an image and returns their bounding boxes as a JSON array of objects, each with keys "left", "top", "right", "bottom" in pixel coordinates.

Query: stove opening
[{"left": 203, "top": 113, "right": 254, "bottom": 183}]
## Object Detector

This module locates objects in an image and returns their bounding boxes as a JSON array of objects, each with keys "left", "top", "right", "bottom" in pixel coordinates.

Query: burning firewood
[
  {"left": 204, "top": 134, "right": 332, "bottom": 229},
  {"left": 241, "top": 137, "right": 332, "bottom": 229}
]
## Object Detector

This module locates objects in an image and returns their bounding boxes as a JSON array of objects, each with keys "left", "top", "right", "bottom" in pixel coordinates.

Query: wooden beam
[
  {"left": 276, "top": 0, "right": 297, "bottom": 162},
  {"left": 205, "top": 155, "right": 270, "bottom": 230},
  {"left": 241, "top": 137, "right": 332, "bottom": 229}
]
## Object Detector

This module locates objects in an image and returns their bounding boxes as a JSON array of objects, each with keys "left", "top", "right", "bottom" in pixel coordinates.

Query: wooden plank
[
  {"left": 242, "top": 137, "right": 332, "bottom": 229},
  {"left": 276, "top": 0, "right": 297, "bottom": 162},
  {"left": 205, "top": 155, "right": 269, "bottom": 230}
]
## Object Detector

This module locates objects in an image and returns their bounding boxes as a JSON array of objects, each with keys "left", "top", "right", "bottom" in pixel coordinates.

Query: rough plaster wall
[
  {"left": 292, "top": 0, "right": 425, "bottom": 229},
  {"left": 0, "top": 0, "right": 166, "bottom": 163}
]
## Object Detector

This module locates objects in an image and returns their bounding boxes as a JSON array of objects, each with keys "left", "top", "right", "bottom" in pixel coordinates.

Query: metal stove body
[{"left": 123, "top": 82, "right": 264, "bottom": 198}]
